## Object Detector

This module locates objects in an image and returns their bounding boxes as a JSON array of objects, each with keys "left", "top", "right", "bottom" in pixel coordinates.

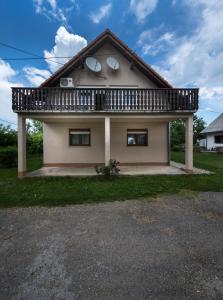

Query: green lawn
[
  {"left": 171, "top": 151, "right": 223, "bottom": 173},
  {"left": 0, "top": 152, "right": 223, "bottom": 207}
]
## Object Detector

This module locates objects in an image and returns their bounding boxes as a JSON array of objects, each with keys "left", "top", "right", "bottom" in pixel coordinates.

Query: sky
[{"left": 0, "top": 0, "right": 223, "bottom": 128}]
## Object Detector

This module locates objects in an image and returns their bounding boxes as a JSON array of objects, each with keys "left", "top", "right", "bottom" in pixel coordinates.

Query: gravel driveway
[{"left": 0, "top": 192, "right": 223, "bottom": 300}]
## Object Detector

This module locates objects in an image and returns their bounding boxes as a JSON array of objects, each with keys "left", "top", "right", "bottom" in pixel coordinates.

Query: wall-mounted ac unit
[{"left": 60, "top": 78, "right": 74, "bottom": 88}]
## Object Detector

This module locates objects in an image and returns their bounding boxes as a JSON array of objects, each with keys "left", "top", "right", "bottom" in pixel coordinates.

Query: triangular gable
[{"left": 40, "top": 28, "right": 173, "bottom": 88}]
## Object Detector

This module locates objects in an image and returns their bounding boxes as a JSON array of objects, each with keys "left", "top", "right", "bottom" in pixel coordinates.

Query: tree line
[{"left": 0, "top": 121, "right": 43, "bottom": 167}]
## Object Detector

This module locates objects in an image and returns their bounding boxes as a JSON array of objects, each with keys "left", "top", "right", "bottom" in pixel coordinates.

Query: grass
[
  {"left": 0, "top": 152, "right": 223, "bottom": 207},
  {"left": 171, "top": 151, "right": 223, "bottom": 172}
]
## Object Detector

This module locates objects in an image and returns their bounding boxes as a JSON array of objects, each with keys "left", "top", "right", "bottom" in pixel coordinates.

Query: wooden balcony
[{"left": 12, "top": 87, "right": 199, "bottom": 113}]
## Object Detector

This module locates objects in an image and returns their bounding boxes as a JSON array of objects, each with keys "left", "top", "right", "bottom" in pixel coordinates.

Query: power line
[
  {"left": 199, "top": 108, "right": 221, "bottom": 115},
  {"left": 1, "top": 57, "right": 71, "bottom": 61},
  {"left": 0, "top": 53, "right": 119, "bottom": 62},
  {"left": 0, "top": 41, "right": 64, "bottom": 66},
  {"left": 0, "top": 118, "right": 17, "bottom": 126}
]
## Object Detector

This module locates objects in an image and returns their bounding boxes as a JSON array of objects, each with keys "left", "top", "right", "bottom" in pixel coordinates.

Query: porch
[
  {"left": 26, "top": 161, "right": 210, "bottom": 177},
  {"left": 17, "top": 114, "right": 195, "bottom": 177}
]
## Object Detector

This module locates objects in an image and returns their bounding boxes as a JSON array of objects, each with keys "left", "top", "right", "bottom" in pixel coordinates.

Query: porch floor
[{"left": 26, "top": 161, "right": 210, "bottom": 177}]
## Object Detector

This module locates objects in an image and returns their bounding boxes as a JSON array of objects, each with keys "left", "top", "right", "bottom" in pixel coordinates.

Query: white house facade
[{"left": 201, "top": 114, "right": 223, "bottom": 150}]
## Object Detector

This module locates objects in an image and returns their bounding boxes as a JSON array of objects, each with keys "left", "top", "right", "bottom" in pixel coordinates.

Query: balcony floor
[{"left": 26, "top": 162, "right": 210, "bottom": 177}]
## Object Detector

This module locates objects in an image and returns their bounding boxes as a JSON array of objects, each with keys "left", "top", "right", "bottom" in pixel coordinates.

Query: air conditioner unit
[{"left": 60, "top": 78, "right": 74, "bottom": 88}]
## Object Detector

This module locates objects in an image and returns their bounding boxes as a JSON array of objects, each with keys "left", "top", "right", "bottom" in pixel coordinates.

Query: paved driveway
[{"left": 0, "top": 192, "right": 223, "bottom": 300}]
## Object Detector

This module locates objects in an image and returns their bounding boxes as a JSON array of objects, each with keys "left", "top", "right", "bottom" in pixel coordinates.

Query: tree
[
  {"left": 170, "top": 115, "right": 206, "bottom": 149},
  {"left": 26, "top": 120, "right": 43, "bottom": 154},
  {"left": 26, "top": 120, "right": 42, "bottom": 134},
  {"left": 0, "top": 124, "right": 17, "bottom": 147},
  {"left": 170, "top": 119, "right": 185, "bottom": 148},
  {"left": 193, "top": 115, "right": 206, "bottom": 143},
  {"left": 32, "top": 120, "right": 43, "bottom": 133},
  {"left": 0, "top": 121, "right": 43, "bottom": 154}
]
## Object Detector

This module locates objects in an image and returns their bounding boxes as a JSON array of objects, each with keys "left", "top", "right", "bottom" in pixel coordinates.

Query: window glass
[
  {"left": 127, "top": 130, "right": 148, "bottom": 146},
  {"left": 82, "top": 133, "right": 90, "bottom": 145},
  {"left": 137, "top": 134, "right": 146, "bottom": 145},
  {"left": 128, "top": 134, "right": 136, "bottom": 145},
  {"left": 70, "top": 129, "right": 90, "bottom": 146},
  {"left": 215, "top": 135, "right": 223, "bottom": 144},
  {"left": 71, "top": 134, "right": 79, "bottom": 145}
]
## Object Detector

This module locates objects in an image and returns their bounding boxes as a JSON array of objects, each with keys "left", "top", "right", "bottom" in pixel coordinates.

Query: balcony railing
[{"left": 12, "top": 87, "right": 199, "bottom": 113}]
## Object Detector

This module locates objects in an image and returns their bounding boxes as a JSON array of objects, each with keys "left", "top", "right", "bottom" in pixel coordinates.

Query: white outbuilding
[{"left": 200, "top": 113, "right": 223, "bottom": 150}]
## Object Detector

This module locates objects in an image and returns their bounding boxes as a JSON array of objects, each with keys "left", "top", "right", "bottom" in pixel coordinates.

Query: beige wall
[
  {"left": 69, "top": 42, "right": 157, "bottom": 88},
  {"left": 111, "top": 122, "right": 168, "bottom": 163},
  {"left": 43, "top": 120, "right": 168, "bottom": 164},
  {"left": 43, "top": 122, "right": 105, "bottom": 164}
]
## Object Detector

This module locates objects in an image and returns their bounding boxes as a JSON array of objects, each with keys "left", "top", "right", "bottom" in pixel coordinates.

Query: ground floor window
[
  {"left": 127, "top": 129, "right": 148, "bottom": 146},
  {"left": 69, "top": 129, "right": 91, "bottom": 146},
  {"left": 215, "top": 135, "right": 223, "bottom": 144}
]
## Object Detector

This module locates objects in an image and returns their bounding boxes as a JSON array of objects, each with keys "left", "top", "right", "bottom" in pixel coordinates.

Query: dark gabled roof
[
  {"left": 201, "top": 113, "right": 223, "bottom": 134},
  {"left": 40, "top": 28, "right": 173, "bottom": 88}
]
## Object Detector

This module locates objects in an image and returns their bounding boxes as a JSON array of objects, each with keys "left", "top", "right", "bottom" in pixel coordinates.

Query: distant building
[{"left": 200, "top": 113, "right": 223, "bottom": 150}]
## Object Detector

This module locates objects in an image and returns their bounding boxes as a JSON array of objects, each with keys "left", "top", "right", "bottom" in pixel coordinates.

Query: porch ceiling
[{"left": 23, "top": 113, "right": 192, "bottom": 123}]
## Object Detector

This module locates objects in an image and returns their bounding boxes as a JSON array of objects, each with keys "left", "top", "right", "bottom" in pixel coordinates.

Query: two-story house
[{"left": 12, "top": 29, "right": 198, "bottom": 177}]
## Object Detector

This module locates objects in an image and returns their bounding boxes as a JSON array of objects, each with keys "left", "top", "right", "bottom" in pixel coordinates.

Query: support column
[
  {"left": 185, "top": 115, "right": 193, "bottom": 174},
  {"left": 105, "top": 117, "right": 110, "bottom": 166},
  {"left": 18, "top": 115, "right": 26, "bottom": 178},
  {"left": 167, "top": 121, "right": 170, "bottom": 165}
]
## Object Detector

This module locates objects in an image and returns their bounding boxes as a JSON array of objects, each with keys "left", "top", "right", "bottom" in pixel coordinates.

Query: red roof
[{"left": 40, "top": 28, "right": 173, "bottom": 88}]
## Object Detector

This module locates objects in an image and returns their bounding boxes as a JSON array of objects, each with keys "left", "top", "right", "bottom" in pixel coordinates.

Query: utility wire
[
  {"left": 0, "top": 118, "right": 17, "bottom": 126},
  {"left": 0, "top": 41, "right": 64, "bottom": 66},
  {"left": 1, "top": 57, "right": 71, "bottom": 61},
  {"left": 199, "top": 108, "right": 221, "bottom": 115},
  {"left": 0, "top": 53, "right": 119, "bottom": 62}
]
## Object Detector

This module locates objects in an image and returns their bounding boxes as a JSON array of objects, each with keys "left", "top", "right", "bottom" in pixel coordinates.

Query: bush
[
  {"left": 0, "top": 146, "right": 17, "bottom": 168},
  {"left": 95, "top": 159, "right": 120, "bottom": 176},
  {"left": 27, "top": 133, "right": 43, "bottom": 154},
  {"left": 0, "top": 124, "right": 17, "bottom": 147}
]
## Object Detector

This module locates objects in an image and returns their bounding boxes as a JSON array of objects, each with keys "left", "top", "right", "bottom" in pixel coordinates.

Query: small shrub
[
  {"left": 95, "top": 159, "right": 120, "bottom": 176},
  {"left": 0, "top": 146, "right": 17, "bottom": 168}
]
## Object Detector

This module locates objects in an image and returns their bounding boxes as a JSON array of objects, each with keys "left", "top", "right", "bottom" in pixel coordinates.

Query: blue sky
[{"left": 0, "top": 0, "right": 223, "bottom": 127}]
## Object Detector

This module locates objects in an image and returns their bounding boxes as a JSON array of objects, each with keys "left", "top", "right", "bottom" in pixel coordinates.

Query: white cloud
[
  {"left": 137, "top": 24, "right": 164, "bottom": 45},
  {"left": 89, "top": 3, "right": 112, "bottom": 24},
  {"left": 33, "top": 0, "right": 77, "bottom": 24},
  {"left": 129, "top": 0, "right": 158, "bottom": 23},
  {"left": 44, "top": 26, "right": 87, "bottom": 73},
  {"left": 138, "top": 30, "right": 175, "bottom": 56},
  {"left": 23, "top": 67, "right": 51, "bottom": 86},
  {"left": 150, "top": 0, "right": 223, "bottom": 115},
  {"left": 199, "top": 87, "right": 223, "bottom": 112},
  {"left": 0, "top": 60, "right": 23, "bottom": 125}
]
